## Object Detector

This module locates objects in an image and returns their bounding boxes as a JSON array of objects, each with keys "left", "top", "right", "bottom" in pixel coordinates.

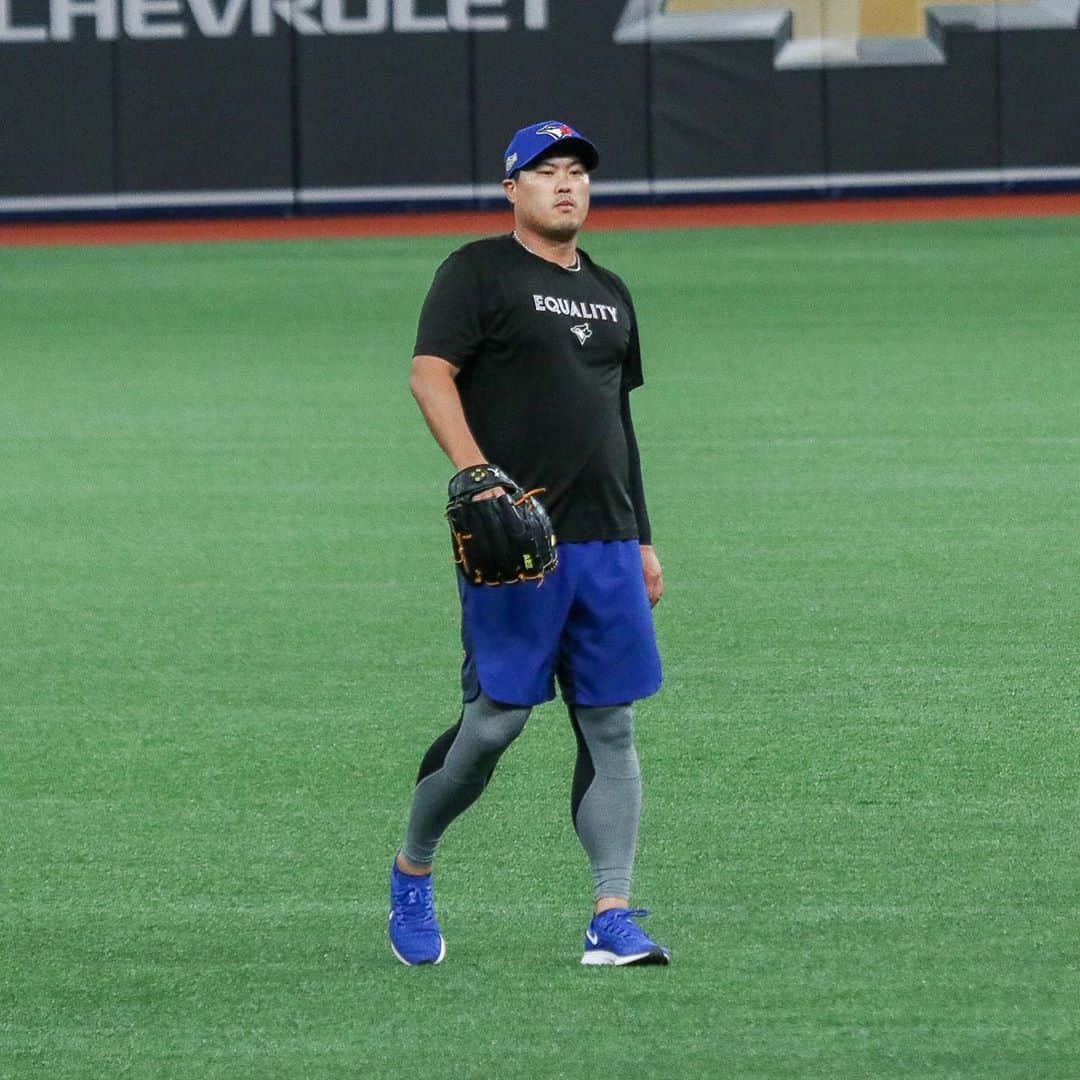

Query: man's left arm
[{"left": 620, "top": 382, "right": 663, "bottom": 607}]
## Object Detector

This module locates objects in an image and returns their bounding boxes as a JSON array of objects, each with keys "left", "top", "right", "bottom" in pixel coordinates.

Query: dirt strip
[{"left": 2, "top": 192, "right": 1079, "bottom": 248}]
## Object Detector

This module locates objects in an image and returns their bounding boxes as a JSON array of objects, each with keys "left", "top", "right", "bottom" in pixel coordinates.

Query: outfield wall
[{"left": 1, "top": 0, "right": 1079, "bottom": 215}]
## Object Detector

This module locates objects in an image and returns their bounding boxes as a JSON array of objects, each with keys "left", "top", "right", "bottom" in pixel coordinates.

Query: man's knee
[
  {"left": 573, "top": 704, "right": 640, "bottom": 778},
  {"left": 443, "top": 692, "right": 530, "bottom": 782}
]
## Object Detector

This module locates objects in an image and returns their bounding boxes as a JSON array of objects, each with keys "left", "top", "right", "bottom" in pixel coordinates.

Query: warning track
[{"left": 2, "top": 192, "right": 1079, "bottom": 248}]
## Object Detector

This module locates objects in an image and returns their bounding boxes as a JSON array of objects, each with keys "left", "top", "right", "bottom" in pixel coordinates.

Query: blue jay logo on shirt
[{"left": 570, "top": 322, "right": 592, "bottom": 346}]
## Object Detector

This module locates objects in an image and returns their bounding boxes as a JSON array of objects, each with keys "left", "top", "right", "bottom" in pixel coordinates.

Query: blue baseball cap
[{"left": 503, "top": 121, "right": 600, "bottom": 179}]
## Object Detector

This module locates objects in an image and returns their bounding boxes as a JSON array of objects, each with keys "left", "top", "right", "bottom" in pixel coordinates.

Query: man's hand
[
  {"left": 446, "top": 465, "right": 557, "bottom": 585},
  {"left": 640, "top": 544, "right": 664, "bottom": 607}
]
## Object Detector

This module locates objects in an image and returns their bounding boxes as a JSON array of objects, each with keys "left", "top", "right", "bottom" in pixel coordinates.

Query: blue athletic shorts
[{"left": 459, "top": 539, "right": 663, "bottom": 708}]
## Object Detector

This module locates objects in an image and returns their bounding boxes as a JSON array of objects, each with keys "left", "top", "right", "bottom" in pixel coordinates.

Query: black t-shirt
[{"left": 414, "top": 234, "right": 645, "bottom": 543}]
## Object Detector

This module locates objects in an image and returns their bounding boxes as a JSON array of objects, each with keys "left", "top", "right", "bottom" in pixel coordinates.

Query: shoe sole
[
  {"left": 581, "top": 948, "right": 670, "bottom": 967},
  {"left": 390, "top": 937, "right": 446, "bottom": 966},
  {"left": 389, "top": 934, "right": 446, "bottom": 967}
]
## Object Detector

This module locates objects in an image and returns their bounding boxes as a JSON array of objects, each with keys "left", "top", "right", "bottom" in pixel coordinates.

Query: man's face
[{"left": 503, "top": 153, "right": 591, "bottom": 240}]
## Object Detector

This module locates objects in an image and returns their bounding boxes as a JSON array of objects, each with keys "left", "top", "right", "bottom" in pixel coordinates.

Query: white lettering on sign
[
  {"left": 1, "top": 0, "right": 47, "bottom": 39},
  {"left": 273, "top": 0, "right": 324, "bottom": 33},
  {"left": 321, "top": 0, "right": 386, "bottom": 34},
  {"left": 0, "top": 0, "right": 546, "bottom": 39},
  {"left": 50, "top": 0, "right": 117, "bottom": 40},
  {"left": 392, "top": 0, "right": 444, "bottom": 32},
  {"left": 188, "top": 0, "right": 254, "bottom": 35},
  {"left": 448, "top": 0, "right": 506, "bottom": 32},
  {"left": 123, "top": 0, "right": 184, "bottom": 37}
]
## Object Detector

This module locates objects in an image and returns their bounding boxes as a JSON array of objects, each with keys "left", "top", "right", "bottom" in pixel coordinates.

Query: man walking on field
[{"left": 389, "top": 120, "right": 669, "bottom": 967}]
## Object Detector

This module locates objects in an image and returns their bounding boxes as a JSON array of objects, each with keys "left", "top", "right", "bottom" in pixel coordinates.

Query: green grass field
[{"left": 3, "top": 214, "right": 1079, "bottom": 1078}]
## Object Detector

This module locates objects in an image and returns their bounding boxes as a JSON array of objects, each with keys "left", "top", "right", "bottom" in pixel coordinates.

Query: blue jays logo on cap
[
  {"left": 537, "top": 122, "right": 575, "bottom": 141},
  {"left": 504, "top": 120, "right": 600, "bottom": 178}
]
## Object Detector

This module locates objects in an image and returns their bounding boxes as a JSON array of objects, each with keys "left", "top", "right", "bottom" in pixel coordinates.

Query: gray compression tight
[
  {"left": 401, "top": 692, "right": 530, "bottom": 868},
  {"left": 569, "top": 704, "right": 642, "bottom": 900},
  {"left": 401, "top": 693, "right": 642, "bottom": 901}
]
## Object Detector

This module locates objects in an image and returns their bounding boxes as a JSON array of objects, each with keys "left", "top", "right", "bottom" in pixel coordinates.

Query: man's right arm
[{"left": 410, "top": 354, "right": 488, "bottom": 471}]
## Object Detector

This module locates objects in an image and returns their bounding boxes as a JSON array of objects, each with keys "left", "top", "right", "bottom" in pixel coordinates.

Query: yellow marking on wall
[
  {"left": 860, "top": 0, "right": 1032, "bottom": 36},
  {"left": 666, "top": 0, "right": 1034, "bottom": 38}
]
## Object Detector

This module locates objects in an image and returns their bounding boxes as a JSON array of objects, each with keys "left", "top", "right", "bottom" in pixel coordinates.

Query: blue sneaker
[
  {"left": 388, "top": 861, "right": 446, "bottom": 966},
  {"left": 581, "top": 907, "right": 670, "bottom": 966}
]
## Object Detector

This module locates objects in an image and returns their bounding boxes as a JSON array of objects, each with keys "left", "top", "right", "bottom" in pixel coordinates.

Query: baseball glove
[{"left": 446, "top": 464, "right": 558, "bottom": 585}]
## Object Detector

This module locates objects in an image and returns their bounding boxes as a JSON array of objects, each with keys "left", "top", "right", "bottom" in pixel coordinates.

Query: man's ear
[{"left": 502, "top": 178, "right": 516, "bottom": 205}]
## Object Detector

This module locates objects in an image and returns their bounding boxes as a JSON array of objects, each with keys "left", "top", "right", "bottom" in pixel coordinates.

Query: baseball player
[{"left": 389, "top": 121, "right": 668, "bottom": 967}]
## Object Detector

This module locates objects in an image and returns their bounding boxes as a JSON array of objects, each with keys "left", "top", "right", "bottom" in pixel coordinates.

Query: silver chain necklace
[{"left": 512, "top": 230, "right": 581, "bottom": 272}]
